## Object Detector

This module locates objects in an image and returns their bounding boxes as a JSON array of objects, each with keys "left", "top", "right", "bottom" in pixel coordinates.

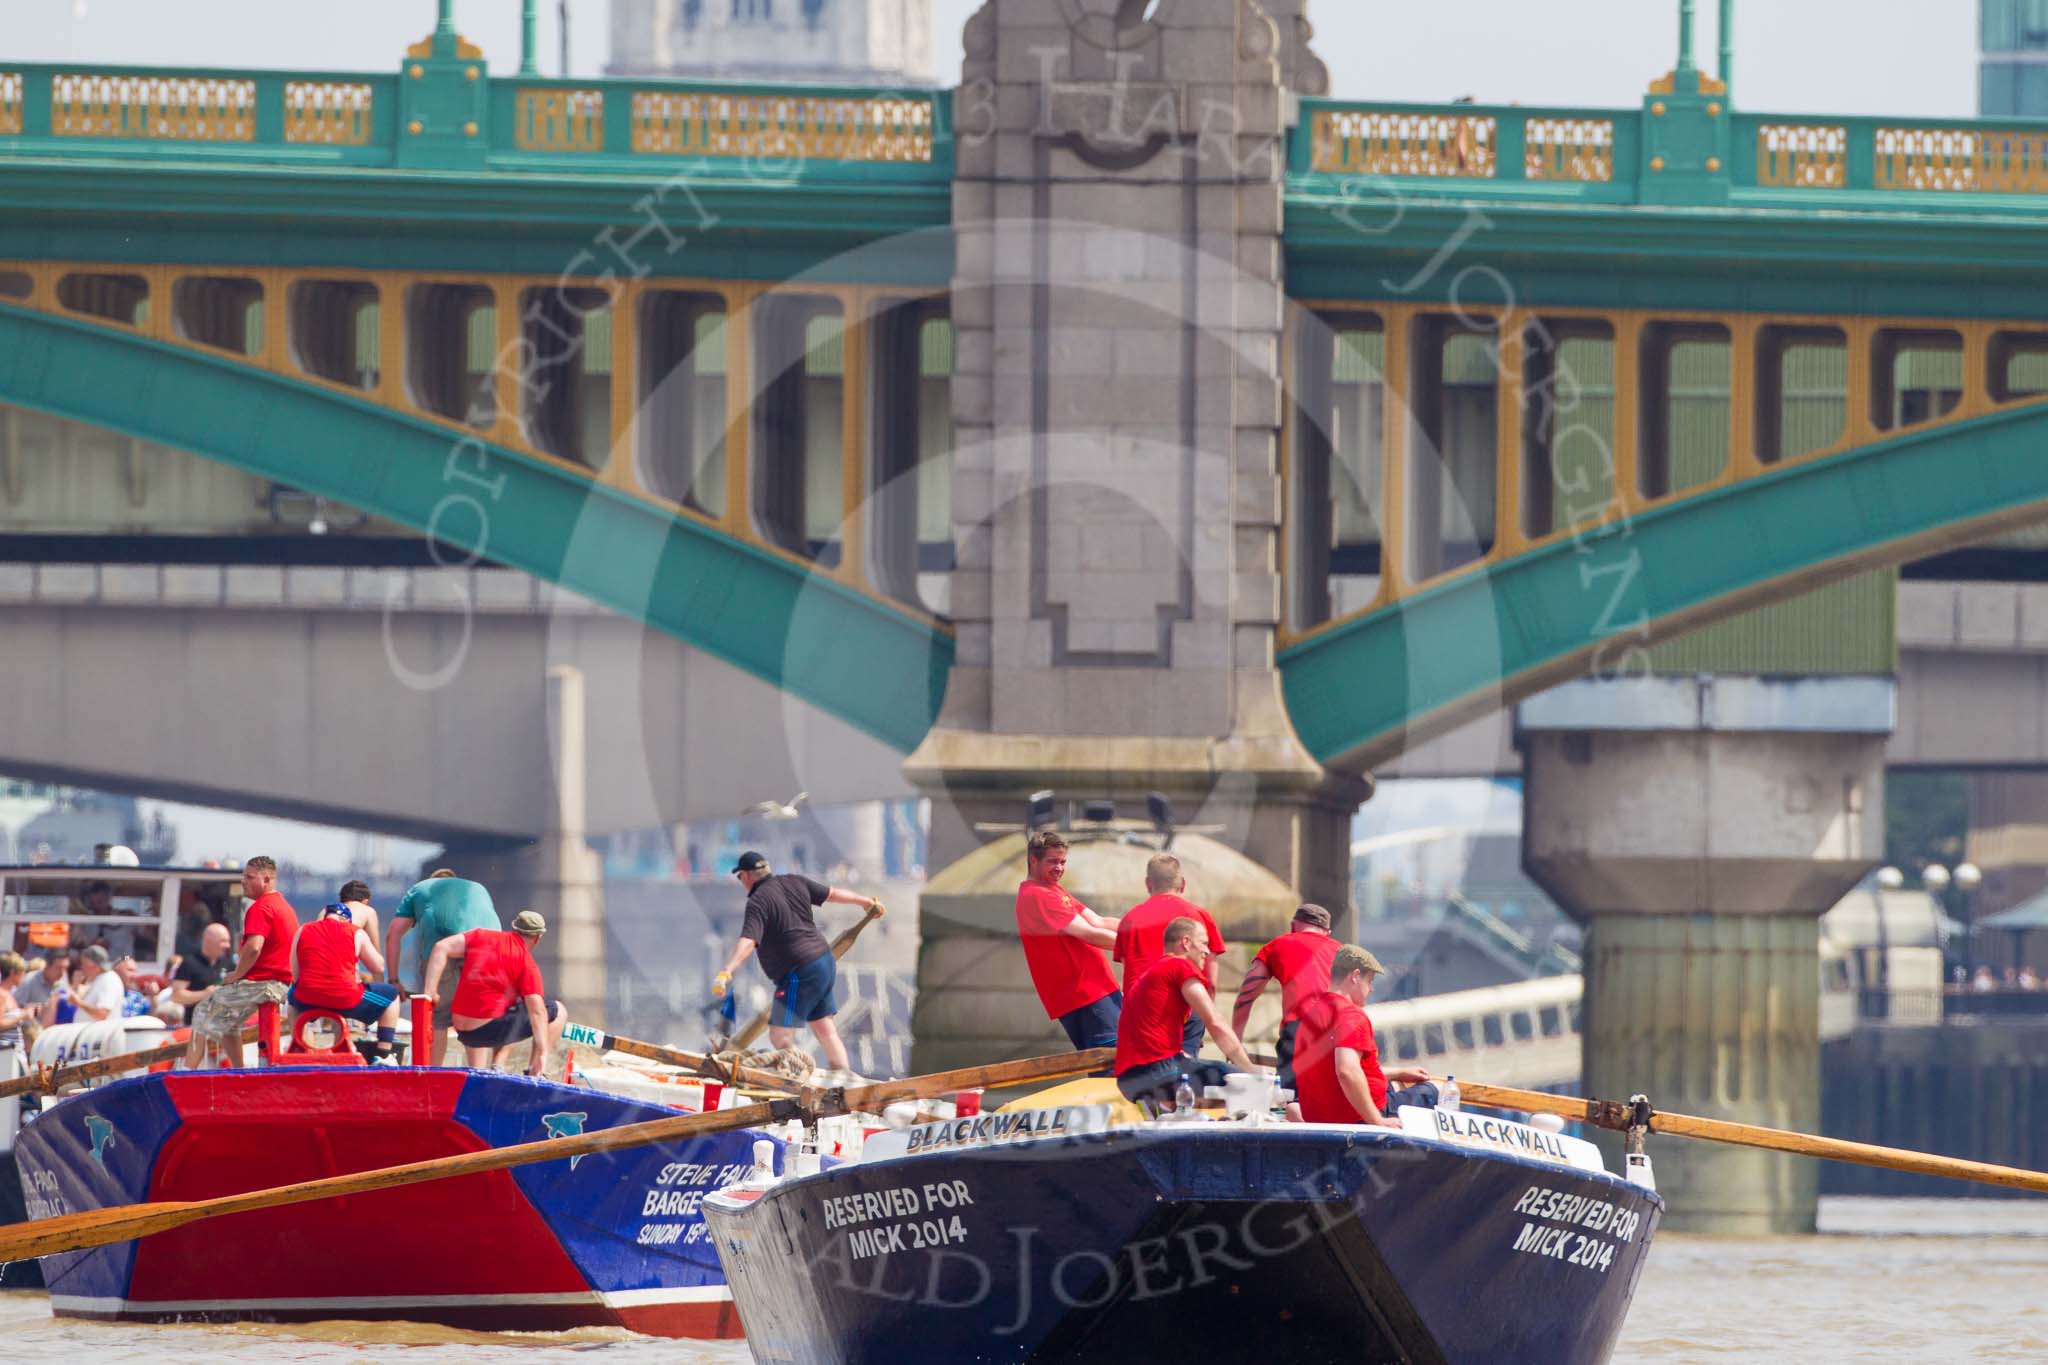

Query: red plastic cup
[
  {"left": 956, "top": 1090, "right": 982, "bottom": 1117},
  {"left": 702, "top": 1081, "right": 725, "bottom": 1112}
]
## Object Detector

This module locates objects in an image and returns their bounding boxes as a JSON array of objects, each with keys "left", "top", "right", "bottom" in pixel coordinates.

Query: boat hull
[
  {"left": 704, "top": 1124, "right": 1662, "bottom": 1365},
  {"left": 15, "top": 1067, "right": 781, "bottom": 1337}
]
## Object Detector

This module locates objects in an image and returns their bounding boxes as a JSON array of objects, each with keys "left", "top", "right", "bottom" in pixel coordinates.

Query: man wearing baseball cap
[
  {"left": 1291, "top": 944, "right": 1437, "bottom": 1125},
  {"left": 1232, "top": 903, "right": 1341, "bottom": 1093},
  {"left": 420, "top": 910, "right": 565, "bottom": 1076},
  {"left": 711, "top": 852, "right": 880, "bottom": 1074}
]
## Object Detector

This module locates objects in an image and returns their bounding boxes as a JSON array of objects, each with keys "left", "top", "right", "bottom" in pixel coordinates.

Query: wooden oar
[
  {"left": 1457, "top": 1079, "right": 2048, "bottom": 1198},
  {"left": 558, "top": 1021, "right": 809, "bottom": 1095},
  {"left": 0, "top": 1027, "right": 259, "bottom": 1101},
  {"left": 0, "top": 1045, "right": 1112, "bottom": 1263},
  {"left": 728, "top": 903, "right": 884, "bottom": 1053}
]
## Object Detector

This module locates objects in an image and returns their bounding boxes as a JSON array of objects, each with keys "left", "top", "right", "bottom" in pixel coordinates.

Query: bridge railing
[
  {"left": 1295, "top": 98, "right": 2048, "bottom": 205},
  {"left": 1734, "top": 112, "right": 2048, "bottom": 199},
  {"left": 1292, "top": 100, "right": 1641, "bottom": 203},
  {"left": 0, "top": 63, "right": 951, "bottom": 180},
  {"left": 0, "top": 65, "right": 400, "bottom": 165}
]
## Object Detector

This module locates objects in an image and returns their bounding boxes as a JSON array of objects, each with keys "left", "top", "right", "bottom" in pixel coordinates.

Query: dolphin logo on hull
[
  {"left": 85, "top": 1115, "right": 117, "bottom": 1169},
  {"left": 542, "top": 1111, "right": 591, "bottom": 1170}
]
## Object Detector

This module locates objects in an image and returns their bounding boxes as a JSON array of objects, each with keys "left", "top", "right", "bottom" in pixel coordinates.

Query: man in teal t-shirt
[{"left": 383, "top": 869, "right": 501, "bottom": 1060}]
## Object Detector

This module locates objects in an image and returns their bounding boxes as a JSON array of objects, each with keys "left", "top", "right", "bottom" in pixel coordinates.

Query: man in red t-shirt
[
  {"left": 1292, "top": 945, "right": 1437, "bottom": 1125},
  {"left": 1113, "top": 852, "right": 1225, "bottom": 1061},
  {"left": 289, "top": 903, "right": 403, "bottom": 1061},
  {"left": 185, "top": 855, "right": 300, "bottom": 1069},
  {"left": 1014, "top": 831, "right": 1122, "bottom": 1053},
  {"left": 1232, "top": 904, "right": 1340, "bottom": 1093},
  {"left": 421, "top": 910, "right": 565, "bottom": 1075},
  {"left": 1114, "top": 917, "right": 1258, "bottom": 1108}
]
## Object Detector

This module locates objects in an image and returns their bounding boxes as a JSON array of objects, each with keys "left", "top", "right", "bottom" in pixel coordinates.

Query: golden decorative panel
[
  {"left": 51, "top": 74, "right": 255, "bottom": 141},
  {"left": 406, "top": 33, "right": 484, "bottom": 59},
  {"left": 1756, "top": 123, "right": 1846, "bottom": 188},
  {"left": 630, "top": 92, "right": 935, "bottom": 163},
  {"left": 0, "top": 74, "right": 21, "bottom": 136},
  {"left": 284, "top": 81, "right": 374, "bottom": 146},
  {"left": 515, "top": 88, "right": 605, "bottom": 152},
  {"left": 1876, "top": 126, "right": 2048, "bottom": 194},
  {"left": 1648, "top": 71, "right": 1727, "bottom": 96},
  {"left": 1311, "top": 110, "right": 1496, "bottom": 179},
  {"left": 1524, "top": 118, "right": 1614, "bottom": 182}
]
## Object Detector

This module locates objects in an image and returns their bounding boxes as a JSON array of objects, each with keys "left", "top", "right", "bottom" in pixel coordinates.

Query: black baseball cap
[
  {"left": 732, "top": 851, "right": 770, "bottom": 874},
  {"left": 1293, "top": 903, "right": 1334, "bottom": 931}
]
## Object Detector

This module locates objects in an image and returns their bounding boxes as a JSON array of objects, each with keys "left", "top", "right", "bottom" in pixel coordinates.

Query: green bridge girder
[
  {"left": 0, "top": 303, "right": 953, "bottom": 754},
  {"left": 18, "top": 58, "right": 2048, "bottom": 773},
  {"left": 1278, "top": 398, "right": 2048, "bottom": 773}
]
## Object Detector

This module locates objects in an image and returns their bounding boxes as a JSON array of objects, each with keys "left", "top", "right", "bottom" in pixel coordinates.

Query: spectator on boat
[
  {"left": 40, "top": 954, "right": 83, "bottom": 1026},
  {"left": 711, "top": 851, "right": 881, "bottom": 1075},
  {"left": 172, "top": 888, "right": 213, "bottom": 965},
  {"left": 112, "top": 955, "right": 152, "bottom": 1018},
  {"left": 1014, "top": 831, "right": 1122, "bottom": 1054},
  {"left": 290, "top": 904, "right": 402, "bottom": 1062},
  {"left": 169, "top": 922, "right": 234, "bottom": 1022},
  {"left": 1113, "top": 917, "right": 1258, "bottom": 1110},
  {"left": 0, "top": 952, "right": 29, "bottom": 1053},
  {"left": 183, "top": 856, "right": 299, "bottom": 1070},
  {"left": 68, "top": 946, "right": 126, "bottom": 1024},
  {"left": 385, "top": 868, "right": 500, "bottom": 1064},
  {"left": 15, "top": 954, "right": 67, "bottom": 1032},
  {"left": 2020, "top": 965, "right": 2041, "bottom": 991},
  {"left": 336, "top": 879, "right": 380, "bottom": 947},
  {"left": 1232, "top": 904, "right": 1340, "bottom": 1094},
  {"left": 1113, "top": 853, "right": 1226, "bottom": 1060},
  {"left": 1971, "top": 965, "right": 1998, "bottom": 992},
  {"left": 420, "top": 911, "right": 566, "bottom": 1076},
  {"left": 1291, "top": 945, "right": 1437, "bottom": 1128}
]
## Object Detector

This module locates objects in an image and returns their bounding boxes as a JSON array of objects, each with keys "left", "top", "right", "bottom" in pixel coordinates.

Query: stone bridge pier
[
  {"left": 905, "top": 1, "right": 1358, "bottom": 1068},
  {"left": 433, "top": 666, "right": 606, "bottom": 1031},
  {"left": 1520, "top": 676, "right": 1892, "bottom": 1234}
]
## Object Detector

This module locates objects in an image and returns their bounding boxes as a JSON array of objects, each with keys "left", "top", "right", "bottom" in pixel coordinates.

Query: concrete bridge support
[
  {"left": 904, "top": 1, "right": 1355, "bottom": 1067},
  {"left": 431, "top": 666, "right": 607, "bottom": 1031},
  {"left": 1519, "top": 676, "right": 1890, "bottom": 1234}
]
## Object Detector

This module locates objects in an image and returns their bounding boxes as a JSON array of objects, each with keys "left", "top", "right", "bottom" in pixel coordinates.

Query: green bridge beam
[
  {"left": 1279, "top": 401, "right": 2048, "bottom": 772},
  {"left": 0, "top": 304, "right": 952, "bottom": 755}
]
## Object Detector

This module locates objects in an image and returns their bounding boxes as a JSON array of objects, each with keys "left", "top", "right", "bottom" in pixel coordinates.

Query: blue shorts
[
  {"left": 772, "top": 954, "right": 839, "bottom": 1027},
  {"left": 1058, "top": 991, "right": 1122, "bottom": 1051},
  {"left": 289, "top": 978, "right": 401, "bottom": 1026}
]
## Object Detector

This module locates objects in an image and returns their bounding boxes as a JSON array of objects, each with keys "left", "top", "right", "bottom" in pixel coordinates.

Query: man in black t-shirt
[
  {"left": 710, "top": 851, "right": 881, "bottom": 1073},
  {"left": 168, "top": 922, "right": 233, "bottom": 1023}
]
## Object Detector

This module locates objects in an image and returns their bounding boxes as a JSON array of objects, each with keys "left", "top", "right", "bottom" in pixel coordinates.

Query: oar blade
[
  {"left": 0, "top": 1048, "right": 1107, "bottom": 1262},
  {"left": 0, "top": 1200, "right": 204, "bottom": 1262}
]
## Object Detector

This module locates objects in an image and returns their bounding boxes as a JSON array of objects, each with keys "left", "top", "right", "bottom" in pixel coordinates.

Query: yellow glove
[
  {"left": 710, "top": 971, "right": 731, "bottom": 999},
  {"left": 869, "top": 899, "right": 886, "bottom": 918}
]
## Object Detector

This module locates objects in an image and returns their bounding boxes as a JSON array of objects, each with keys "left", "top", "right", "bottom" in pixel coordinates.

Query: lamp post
[
  {"left": 1719, "top": 0, "right": 1734, "bottom": 92},
  {"left": 1954, "top": 861, "right": 1983, "bottom": 975},
  {"left": 521, "top": 0, "right": 539, "bottom": 75},
  {"left": 1676, "top": 0, "right": 1697, "bottom": 78}
]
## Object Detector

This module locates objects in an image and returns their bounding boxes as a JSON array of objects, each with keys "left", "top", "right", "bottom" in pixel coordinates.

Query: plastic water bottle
[
  {"left": 1439, "top": 1076, "right": 1461, "bottom": 1113},
  {"left": 1174, "top": 1073, "right": 1196, "bottom": 1117}
]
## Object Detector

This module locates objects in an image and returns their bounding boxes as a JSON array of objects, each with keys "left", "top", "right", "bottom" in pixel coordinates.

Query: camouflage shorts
[{"left": 191, "top": 978, "right": 289, "bottom": 1045}]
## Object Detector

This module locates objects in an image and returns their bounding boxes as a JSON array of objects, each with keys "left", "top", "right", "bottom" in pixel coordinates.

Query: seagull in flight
[{"left": 743, "top": 791, "right": 807, "bottom": 820}]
